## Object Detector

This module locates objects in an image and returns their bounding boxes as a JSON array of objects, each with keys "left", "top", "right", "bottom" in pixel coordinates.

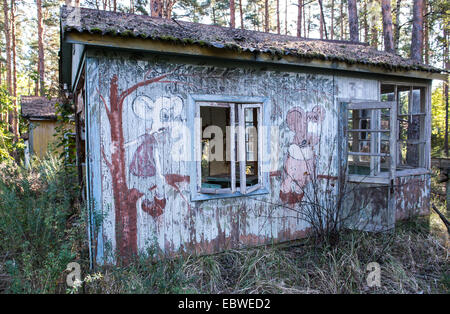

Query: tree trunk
[
  {"left": 297, "top": 0, "right": 302, "bottom": 37},
  {"left": 394, "top": 0, "right": 401, "bottom": 52},
  {"left": 423, "top": 0, "right": 429, "bottom": 64},
  {"left": 2, "top": 0, "right": 11, "bottom": 124},
  {"left": 265, "top": 0, "right": 269, "bottom": 32},
  {"left": 11, "top": 0, "right": 18, "bottom": 142},
  {"left": 285, "top": 0, "right": 288, "bottom": 34},
  {"left": 348, "top": 0, "right": 359, "bottom": 42},
  {"left": 444, "top": 27, "right": 449, "bottom": 156},
  {"left": 340, "top": 0, "right": 344, "bottom": 40},
  {"left": 411, "top": 0, "right": 423, "bottom": 62},
  {"left": 165, "top": 1, "right": 176, "bottom": 19},
  {"left": 277, "top": 0, "right": 280, "bottom": 34},
  {"left": 307, "top": 3, "right": 311, "bottom": 38},
  {"left": 151, "top": 0, "right": 162, "bottom": 17},
  {"left": 37, "top": 0, "right": 45, "bottom": 96},
  {"left": 239, "top": 0, "right": 244, "bottom": 29},
  {"left": 371, "top": 0, "right": 378, "bottom": 48},
  {"left": 381, "top": 0, "right": 394, "bottom": 53},
  {"left": 303, "top": 0, "right": 306, "bottom": 37},
  {"left": 230, "top": 0, "right": 235, "bottom": 28},
  {"left": 331, "top": 0, "right": 335, "bottom": 40},
  {"left": 318, "top": 0, "right": 328, "bottom": 39},
  {"left": 319, "top": 0, "right": 323, "bottom": 39},
  {"left": 363, "top": 0, "right": 369, "bottom": 42}
]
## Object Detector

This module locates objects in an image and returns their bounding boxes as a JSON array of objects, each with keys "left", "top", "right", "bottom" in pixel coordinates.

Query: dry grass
[
  {"left": 1, "top": 160, "right": 448, "bottom": 294},
  {"left": 80, "top": 212, "right": 448, "bottom": 294}
]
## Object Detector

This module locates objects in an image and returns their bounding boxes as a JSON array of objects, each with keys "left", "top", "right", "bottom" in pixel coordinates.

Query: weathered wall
[
  {"left": 84, "top": 50, "right": 429, "bottom": 263},
  {"left": 395, "top": 174, "right": 430, "bottom": 221},
  {"left": 29, "top": 120, "right": 60, "bottom": 158}
]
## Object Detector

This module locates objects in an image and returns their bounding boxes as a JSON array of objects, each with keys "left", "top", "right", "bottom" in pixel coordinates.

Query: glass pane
[
  {"left": 381, "top": 84, "right": 395, "bottom": 101},
  {"left": 380, "top": 141, "right": 390, "bottom": 172},
  {"left": 399, "top": 115, "right": 422, "bottom": 141},
  {"left": 398, "top": 86, "right": 410, "bottom": 115},
  {"left": 398, "top": 141, "right": 422, "bottom": 168},
  {"left": 245, "top": 107, "right": 259, "bottom": 187},
  {"left": 381, "top": 108, "right": 390, "bottom": 130},
  {"left": 200, "top": 105, "right": 231, "bottom": 189},
  {"left": 411, "top": 87, "right": 425, "bottom": 114}
]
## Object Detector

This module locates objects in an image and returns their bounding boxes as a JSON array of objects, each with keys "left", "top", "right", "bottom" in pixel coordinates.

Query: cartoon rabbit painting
[{"left": 279, "top": 105, "right": 325, "bottom": 204}]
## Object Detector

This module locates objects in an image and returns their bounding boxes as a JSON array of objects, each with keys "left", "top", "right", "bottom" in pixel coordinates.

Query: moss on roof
[
  {"left": 61, "top": 5, "right": 443, "bottom": 74},
  {"left": 21, "top": 96, "right": 59, "bottom": 120}
]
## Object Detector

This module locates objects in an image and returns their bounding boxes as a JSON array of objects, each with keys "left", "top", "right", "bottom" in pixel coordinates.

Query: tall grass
[
  {"left": 80, "top": 219, "right": 448, "bottom": 294},
  {"left": 0, "top": 157, "right": 448, "bottom": 294},
  {"left": 0, "top": 156, "right": 85, "bottom": 293}
]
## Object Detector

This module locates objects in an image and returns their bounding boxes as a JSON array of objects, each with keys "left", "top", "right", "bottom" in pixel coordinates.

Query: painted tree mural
[{"left": 99, "top": 70, "right": 180, "bottom": 264}]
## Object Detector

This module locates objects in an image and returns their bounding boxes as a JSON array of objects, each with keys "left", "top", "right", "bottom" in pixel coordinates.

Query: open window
[
  {"left": 198, "top": 102, "right": 262, "bottom": 195},
  {"left": 188, "top": 95, "right": 268, "bottom": 200},
  {"left": 344, "top": 83, "right": 429, "bottom": 184},
  {"left": 382, "top": 84, "right": 428, "bottom": 170}
]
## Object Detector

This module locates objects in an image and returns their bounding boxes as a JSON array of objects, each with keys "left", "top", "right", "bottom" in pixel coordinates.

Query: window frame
[
  {"left": 188, "top": 94, "right": 270, "bottom": 201},
  {"left": 340, "top": 81, "right": 431, "bottom": 185}
]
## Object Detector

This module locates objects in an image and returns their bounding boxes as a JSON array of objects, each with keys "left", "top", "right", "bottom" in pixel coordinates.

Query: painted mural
[
  {"left": 96, "top": 69, "right": 193, "bottom": 263},
  {"left": 279, "top": 105, "right": 325, "bottom": 204},
  {"left": 89, "top": 51, "right": 421, "bottom": 263}
]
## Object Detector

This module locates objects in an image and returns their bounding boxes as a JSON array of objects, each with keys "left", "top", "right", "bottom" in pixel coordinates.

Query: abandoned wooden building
[
  {"left": 59, "top": 6, "right": 446, "bottom": 264},
  {"left": 21, "top": 96, "right": 61, "bottom": 160}
]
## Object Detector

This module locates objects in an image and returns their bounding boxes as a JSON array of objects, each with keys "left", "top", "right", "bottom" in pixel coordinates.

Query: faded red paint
[
  {"left": 279, "top": 105, "right": 325, "bottom": 204},
  {"left": 142, "top": 196, "right": 166, "bottom": 218},
  {"left": 164, "top": 174, "right": 191, "bottom": 211},
  {"left": 129, "top": 134, "right": 157, "bottom": 177},
  {"left": 279, "top": 190, "right": 304, "bottom": 204},
  {"left": 317, "top": 175, "right": 338, "bottom": 180},
  {"left": 395, "top": 176, "right": 430, "bottom": 220},
  {"left": 99, "top": 72, "right": 175, "bottom": 264},
  {"left": 270, "top": 170, "right": 282, "bottom": 177}
]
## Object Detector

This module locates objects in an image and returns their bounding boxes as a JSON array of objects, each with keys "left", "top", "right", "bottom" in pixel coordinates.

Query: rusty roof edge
[{"left": 65, "top": 32, "right": 447, "bottom": 81}]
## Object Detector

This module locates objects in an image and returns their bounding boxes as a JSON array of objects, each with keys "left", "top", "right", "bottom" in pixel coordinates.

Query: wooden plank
[
  {"left": 348, "top": 174, "right": 390, "bottom": 184},
  {"left": 238, "top": 105, "right": 246, "bottom": 194},
  {"left": 348, "top": 152, "right": 389, "bottom": 157},
  {"left": 348, "top": 129, "right": 389, "bottom": 132},
  {"left": 347, "top": 101, "right": 394, "bottom": 110},
  {"left": 230, "top": 104, "right": 236, "bottom": 193}
]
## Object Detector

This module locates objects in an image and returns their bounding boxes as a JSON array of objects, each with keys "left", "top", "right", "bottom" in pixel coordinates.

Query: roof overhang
[{"left": 63, "top": 32, "right": 448, "bottom": 83}]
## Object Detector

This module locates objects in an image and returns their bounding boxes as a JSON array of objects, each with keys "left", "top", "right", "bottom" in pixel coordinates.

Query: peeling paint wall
[
  {"left": 84, "top": 50, "right": 429, "bottom": 263},
  {"left": 395, "top": 175, "right": 430, "bottom": 221}
]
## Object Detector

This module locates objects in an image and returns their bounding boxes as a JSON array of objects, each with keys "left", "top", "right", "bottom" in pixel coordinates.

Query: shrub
[{"left": 0, "top": 156, "right": 85, "bottom": 293}]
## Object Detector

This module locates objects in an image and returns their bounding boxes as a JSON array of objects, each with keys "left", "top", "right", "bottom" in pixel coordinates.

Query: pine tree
[
  {"left": 348, "top": 0, "right": 359, "bottom": 42},
  {"left": 37, "top": 0, "right": 45, "bottom": 96},
  {"left": 230, "top": 0, "right": 235, "bottom": 28},
  {"left": 2, "top": 0, "right": 11, "bottom": 124},
  {"left": 411, "top": 0, "right": 424, "bottom": 62},
  {"left": 381, "top": 0, "right": 394, "bottom": 52}
]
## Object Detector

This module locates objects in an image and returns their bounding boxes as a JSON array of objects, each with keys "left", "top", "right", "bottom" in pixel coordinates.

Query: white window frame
[
  {"left": 188, "top": 94, "right": 270, "bottom": 201},
  {"left": 340, "top": 81, "right": 431, "bottom": 185}
]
